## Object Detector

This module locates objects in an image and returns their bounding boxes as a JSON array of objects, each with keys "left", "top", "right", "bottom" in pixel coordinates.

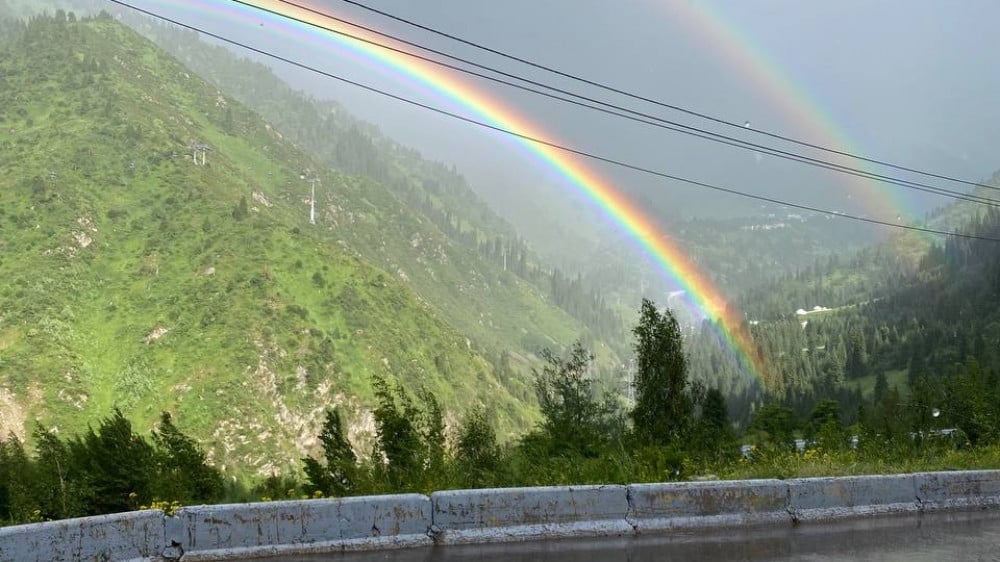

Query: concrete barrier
[
  {"left": 627, "top": 479, "right": 790, "bottom": 530},
  {"left": 431, "top": 485, "right": 632, "bottom": 544},
  {"left": 0, "top": 510, "right": 164, "bottom": 562},
  {"left": 915, "top": 470, "right": 1000, "bottom": 510},
  {"left": 3, "top": 470, "right": 1000, "bottom": 559},
  {"left": 164, "top": 494, "right": 432, "bottom": 560},
  {"left": 787, "top": 474, "right": 918, "bottom": 520}
]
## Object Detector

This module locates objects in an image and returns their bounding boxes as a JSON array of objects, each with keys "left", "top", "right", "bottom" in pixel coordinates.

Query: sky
[{"left": 117, "top": 0, "right": 1000, "bottom": 234}]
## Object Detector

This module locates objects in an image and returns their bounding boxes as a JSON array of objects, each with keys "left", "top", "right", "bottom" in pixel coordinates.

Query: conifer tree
[
  {"left": 151, "top": 412, "right": 224, "bottom": 504},
  {"left": 455, "top": 406, "right": 501, "bottom": 487},
  {"left": 631, "top": 299, "right": 692, "bottom": 445},
  {"left": 533, "top": 342, "right": 618, "bottom": 456},
  {"left": 303, "top": 408, "right": 357, "bottom": 497}
]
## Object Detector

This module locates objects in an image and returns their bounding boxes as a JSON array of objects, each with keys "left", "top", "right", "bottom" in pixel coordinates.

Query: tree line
[
  {"left": 295, "top": 299, "right": 738, "bottom": 497},
  {"left": 5, "top": 297, "right": 1000, "bottom": 526},
  {"left": 0, "top": 412, "right": 224, "bottom": 524}
]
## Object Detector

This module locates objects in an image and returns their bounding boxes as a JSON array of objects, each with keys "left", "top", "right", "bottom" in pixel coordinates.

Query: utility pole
[
  {"left": 300, "top": 170, "right": 319, "bottom": 225},
  {"left": 189, "top": 141, "right": 211, "bottom": 166},
  {"left": 626, "top": 358, "right": 635, "bottom": 408}
]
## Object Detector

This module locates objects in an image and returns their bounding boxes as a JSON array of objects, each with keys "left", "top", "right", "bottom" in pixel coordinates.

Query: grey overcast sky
[{"left": 130, "top": 0, "right": 1000, "bottom": 227}]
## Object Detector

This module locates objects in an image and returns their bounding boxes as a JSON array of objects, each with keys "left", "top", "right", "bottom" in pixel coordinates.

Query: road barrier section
[
  {"left": 0, "top": 510, "right": 164, "bottom": 562},
  {"left": 164, "top": 494, "right": 432, "bottom": 560},
  {"left": 430, "top": 485, "right": 632, "bottom": 544},
  {"left": 787, "top": 474, "right": 919, "bottom": 521},
  {"left": 915, "top": 470, "right": 1000, "bottom": 510},
  {"left": 4, "top": 470, "right": 1000, "bottom": 560},
  {"left": 627, "top": 479, "right": 791, "bottom": 530}
]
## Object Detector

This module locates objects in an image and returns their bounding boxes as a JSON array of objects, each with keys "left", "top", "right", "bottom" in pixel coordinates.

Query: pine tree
[
  {"left": 151, "top": 412, "right": 224, "bottom": 504},
  {"left": 533, "top": 342, "right": 618, "bottom": 456},
  {"left": 696, "top": 388, "right": 738, "bottom": 462},
  {"left": 748, "top": 403, "right": 797, "bottom": 450},
  {"left": 631, "top": 299, "right": 693, "bottom": 446},
  {"left": 873, "top": 371, "right": 888, "bottom": 404},
  {"left": 455, "top": 406, "right": 501, "bottom": 487},
  {"left": 231, "top": 195, "right": 248, "bottom": 221},
  {"left": 303, "top": 408, "right": 357, "bottom": 497},
  {"left": 68, "top": 409, "right": 154, "bottom": 515}
]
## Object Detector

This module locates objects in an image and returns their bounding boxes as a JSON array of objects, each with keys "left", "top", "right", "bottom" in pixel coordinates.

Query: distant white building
[{"left": 795, "top": 305, "right": 830, "bottom": 316}]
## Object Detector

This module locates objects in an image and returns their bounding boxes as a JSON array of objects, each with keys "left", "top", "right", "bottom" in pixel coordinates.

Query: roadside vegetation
[{"left": 4, "top": 298, "right": 999, "bottom": 527}]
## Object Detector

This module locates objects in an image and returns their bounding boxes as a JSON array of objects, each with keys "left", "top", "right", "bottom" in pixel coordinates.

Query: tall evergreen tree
[
  {"left": 371, "top": 377, "right": 422, "bottom": 489},
  {"left": 455, "top": 406, "right": 502, "bottom": 487},
  {"left": 303, "top": 408, "right": 357, "bottom": 497},
  {"left": 533, "top": 342, "right": 618, "bottom": 456},
  {"left": 747, "top": 403, "right": 798, "bottom": 450},
  {"left": 631, "top": 299, "right": 693, "bottom": 445},
  {"left": 68, "top": 409, "right": 154, "bottom": 515},
  {"left": 695, "top": 388, "right": 738, "bottom": 462},
  {"left": 151, "top": 412, "right": 224, "bottom": 504}
]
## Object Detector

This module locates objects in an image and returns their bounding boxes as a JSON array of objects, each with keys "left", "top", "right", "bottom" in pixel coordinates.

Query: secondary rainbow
[
  {"left": 140, "top": 0, "right": 769, "bottom": 384},
  {"left": 662, "top": 1, "right": 908, "bottom": 223}
]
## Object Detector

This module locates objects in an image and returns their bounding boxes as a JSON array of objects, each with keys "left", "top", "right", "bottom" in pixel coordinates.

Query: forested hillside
[
  {"left": 723, "top": 182, "right": 1000, "bottom": 425},
  {"left": 119, "top": 12, "right": 884, "bottom": 350},
  {"left": 0, "top": 12, "right": 554, "bottom": 476},
  {"left": 119, "top": 16, "right": 629, "bottom": 358}
]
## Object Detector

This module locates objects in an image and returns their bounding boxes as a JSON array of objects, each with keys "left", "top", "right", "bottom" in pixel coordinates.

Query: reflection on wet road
[{"left": 257, "top": 508, "right": 1000, "bottom": 562}]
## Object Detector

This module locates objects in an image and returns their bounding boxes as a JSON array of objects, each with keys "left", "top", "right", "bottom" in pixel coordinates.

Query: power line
[
  {"left": 337, "top": 0, "right": 996, "bottom": 192},
  {"left": 109, "top": 0, "right": 1000, "bottom": 243},
  {"left": 255, "top": 0, "right": 1000, "bottom": 209}
]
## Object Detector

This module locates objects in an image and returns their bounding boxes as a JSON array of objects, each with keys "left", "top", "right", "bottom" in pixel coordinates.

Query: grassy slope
[
  {"left": 117, "top": 19, "right": 617, "bottom": 367},
  {"left": 0, "top": 16, "right": 536, "bottom": 478}
]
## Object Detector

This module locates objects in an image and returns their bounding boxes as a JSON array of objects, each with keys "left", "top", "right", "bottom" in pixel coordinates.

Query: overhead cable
[
  {"left": 336, "top": 0, "right": 997, "bottom": 192},
  {"left": 110, "top": 0, "right": 1000, "bottom": 243},
  {"left": 252, "top": 0, "right": 1000, "bottom": 207}
]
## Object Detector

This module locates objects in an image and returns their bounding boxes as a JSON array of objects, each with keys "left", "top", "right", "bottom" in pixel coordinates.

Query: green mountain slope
[
  {"left": 0, "top": 14, "right": 536, "bottom": 477},
  {"left": 714, "top": 173, "right": 1000, "bottom": 423},
  {"left": 116, "top": 16, "right": 628, "bottom": 358}
]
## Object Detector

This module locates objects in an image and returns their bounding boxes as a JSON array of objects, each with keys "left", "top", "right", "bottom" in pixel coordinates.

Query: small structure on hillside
[{"left": 190, "top": 141, "right": 212, "bottom": 166}]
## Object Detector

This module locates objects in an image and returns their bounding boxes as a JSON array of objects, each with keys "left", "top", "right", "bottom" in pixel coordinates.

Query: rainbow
[
  {"left": 135, "top": 0, "right": 768, "bottom": 385},
  {"left": 662, "top": 1, "right": 905, "bottom": 223}
]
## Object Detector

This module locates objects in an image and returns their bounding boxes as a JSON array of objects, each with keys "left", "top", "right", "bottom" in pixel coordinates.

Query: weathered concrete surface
[
  {"left": 5, "top": 470, "right": 1000, "bottom": 560},
  {"left": 0, "top": 510, "right": 164, "bottom": 562},
  {"left": 915, "top": 470, "right": 1000, "bottom": 510},
  {"left": 166, "top": 494, "right": 432, "bottom": 560},
  {"left": 788, "top": 475, "right": 918, "bottom": 520},
  {"left": 627, "top": 479, "right": 791, "bottom": 530},
  {"left": 431, "top": 485, "right": 632, "bottom": 544}
]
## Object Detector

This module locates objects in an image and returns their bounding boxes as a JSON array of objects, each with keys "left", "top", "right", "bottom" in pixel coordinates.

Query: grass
[{"left": 720, "top": 443, "right": 1000, "bottom": 481}]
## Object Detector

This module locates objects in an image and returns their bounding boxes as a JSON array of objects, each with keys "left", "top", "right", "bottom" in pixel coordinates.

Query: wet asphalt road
[{"left": 256, "top": 508, "right": 1000, "bottom": 561}]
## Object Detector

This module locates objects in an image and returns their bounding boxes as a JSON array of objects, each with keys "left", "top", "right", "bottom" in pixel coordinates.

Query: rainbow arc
[{"left": 145, "top": 0, "right": 770, "bottom": 386}]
